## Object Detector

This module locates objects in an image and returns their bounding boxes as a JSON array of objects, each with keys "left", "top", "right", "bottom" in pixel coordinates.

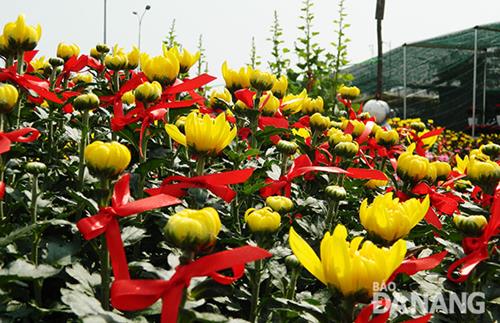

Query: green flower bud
[
  {"left": 325, "top": 185, "right": 346, "bottom": 201},
  {"left": 25, "top": 161, "right": 47, "bottom": 175},
  {"left": 276, "top": 140, "right": 298, "bottom": 155}
]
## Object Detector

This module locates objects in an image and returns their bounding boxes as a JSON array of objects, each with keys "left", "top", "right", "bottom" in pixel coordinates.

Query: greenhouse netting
[{"left": 346, "top": 22, "right": 500, "bottom": 135}]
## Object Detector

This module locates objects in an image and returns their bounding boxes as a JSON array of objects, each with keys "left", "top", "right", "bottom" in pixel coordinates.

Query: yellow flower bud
[
  {"left": 221, "top": 61, "right": 250, "bottom": 91},
  {"left": 349, "top": 120, "right": 366, "bottom": 137},
  {"left": 453, "top": 214, "right": 488, "bottom": 237},
  {"left": 271, "top": 75, "right": 288, "bottom": 99},
  {"left": 167, "top": 46, "right": 200, "bottom": 74},
  {"left": 365, "top": 179, "right": 388, "bottom": 189},
  {"left": 73, "top": 93, "right": 100, "bottom": 111},
  {"left": 244, "top": 207, "right": 281, "bottom": 233},
  {"left": 56, "top": 42, "right": 80, "bottom": 61},
  {"left": 480, "top": 143, "right": 500, "bottom": 159},
  {"left": 259, "top": 92, "right": 280, "bottom": 116},
  {"left": 134, "top": 81, "right": 162, "bottom": 103},
  {"left": 360, "top": 193, "right": 430, "bottom": 243},
  {"left": 425, "top": 162, "right": 438, "bottom": 183},
  {"left": 140, "top": 53, "right": 179, "bottom": 86},
  {"left": 432, "top": 161, "right": 451, "bottom": 181},
  {"left": 249, "top": 68, "right": 274, "bottom": 91},
  {"left": 281, "top": 89, "right": 307, "bottom": 115},
  {"left": 410, "top": 121, "right": 425, "bottom": 132},
  {"left": 328, "top": 128, "right": 352, "bottom": 146},
  {"left": 397, "top": 152, "right": 429, "bottom": 182},
  {"left": 104, "top": 51, "right": 128, "bottom": 71},
  {"left": 209, "top": 88, "right": 232, "bottom": 110},
  {"left": 96, "top": 43, "right": 110, "bottom": 54},
  {"left": 309, "top": 113, "right": 330, "bottom": 132},
  {"left": 3, "top": 15, "right": 42, "bottom": 52},
  {"left": 375, "top": 129, "right": 399, "bottom": 146},
  {"left": 84, "top": 141, "right": 131, "bottom": 179},
  {"left": 90, "top": 47, "right": 100, "bottom": 59},
  {"left": 301, "top": 96, "right": 324, "bottom": 114},
  {"left": 266, "top": 196, "right": 294, "bottom": 213},
  {"left": 0, "top": 83, "right": 19, "bottom": 114},
  {"left": 334, "top": 141, "right": 359, "bottom": 158},
  {"left": 0, "top": 34, "right": 12, "bottom": 57},
  {"left": 127, "top": 46, "right": 140, "bottom": 69},
  {"left": 338, "top": 85, "right": 360, "bottom": 99},
  {"left": 121, "top": 91, "right": 135, "bottom": 105},
  {"left": 30, "top": 56, "right": 51, "bottom": 75},
  {"left": 466, "top": 155, "right": 500, "bottom": 195},
  {"left": 72, "top": 73, "right": 93, "bottom": 84},
  {"left": 164, "top": 207, "right": 221, "bottom": 251},
  {"left": 234, "top": 99, "right": 251, "bottom": 112}
]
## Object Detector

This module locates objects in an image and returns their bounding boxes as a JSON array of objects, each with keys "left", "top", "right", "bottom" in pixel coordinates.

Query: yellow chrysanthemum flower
[{"left": 289, "top": 225, "right": 406, "bottom": 297}]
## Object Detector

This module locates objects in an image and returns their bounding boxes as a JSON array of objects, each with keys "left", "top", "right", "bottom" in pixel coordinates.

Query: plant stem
[
  {"left": 280, "top": 153, "right": 289, "bottom": 176},
  {"left": 77, "top": 110, "right": 90, "bottom": 193},
  {"left": 30, "top": 173, "right": 43, "bottom": 305},
  {"left": 285, "top": 267, "right": 300, "bottom": 299},
  {"left": 15, "top": 51, "right": 24, "bottom": 128},
  {"left": 195, "top": 155, "right": 206, "bottom": 176},
  {"left": 325, "top": 200, "right": 339, "bottom": 233},
  {"left": 249, "top": 259, "right": 263, "bottom": 323},
  {"left": 0, "top": 113, "right": 5, "bottom": 220},
  {"left": 99, "top": 178, "right": 112, "bottom": 311}
]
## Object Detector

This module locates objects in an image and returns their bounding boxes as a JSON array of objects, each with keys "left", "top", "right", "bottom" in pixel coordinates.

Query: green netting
[{"left": 345, "top": 23, "right": 500, "bottom": 131}]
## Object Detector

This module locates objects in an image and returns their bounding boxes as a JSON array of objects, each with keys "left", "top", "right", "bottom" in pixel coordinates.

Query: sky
[{"left": 2, "top": 0, "right": 500, "bottom": 84}]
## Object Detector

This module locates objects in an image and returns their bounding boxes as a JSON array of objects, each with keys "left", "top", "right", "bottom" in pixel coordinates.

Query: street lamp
[{"left": 132, "top": 5, "right": 151, "bottom": 52}]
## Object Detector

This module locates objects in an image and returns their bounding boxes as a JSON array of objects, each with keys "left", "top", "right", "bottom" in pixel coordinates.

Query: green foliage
[
  {"left": 267, "top": 10, "right": 290, "bottom": 77},
  {"left": 163, "top": 19, "right": 180, "bottom": 49},
  {"left": 249, "top": 36, "right": 262, "bottom": 69}
]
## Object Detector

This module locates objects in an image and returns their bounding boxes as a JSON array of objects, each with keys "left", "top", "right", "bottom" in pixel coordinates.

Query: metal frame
[{"left": 401, "top": 24, "right": 500, "bottom": 136}]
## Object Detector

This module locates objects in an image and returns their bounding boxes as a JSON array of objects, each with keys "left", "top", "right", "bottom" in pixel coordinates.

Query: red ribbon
[
  {"left": 354, "top": 299, "right": 391, "bottom": 323},
  {"left": 0, "top": 66, "right": 62, "bottom": 104},
  {"left": 55, "top": 55, "right": 90, "bottom": 87},
  {"left": 0, "top": 181, "right": 5, "bottom": 200},
  {"left": 412, "top": 183, "right": 462, "bottom": 216},
  {"left": 447, "top": 186, "right": 500, "bottom": 283},
  {"left": 234, "top": 88, "right": 255, "bottom": 108},
  {"left": 355, "top": 300, "right": 432, "bottom": 323},
  {"left": 388, "top": 251, "right": 448, "bottom": 283},
  {"left": 111, "top": 246, "right": 272, "bottom": 323},
  {"left": 146, "top": 169, "right": 254, "bottom": 203},
  {"left": 77, "top": 174, "right": 181, "bottom": 280},
  {"left": 260, "top": 154, "right": 387, "bottom": 197},
  {"left": 0, "top": 128, "right": 40, "bottom": 155},
  {"left": 100, "top": 73, "right": 147, "bottom": 118},
  {"left": 409, "top": 128, "right": 444, "bottom": 156}
]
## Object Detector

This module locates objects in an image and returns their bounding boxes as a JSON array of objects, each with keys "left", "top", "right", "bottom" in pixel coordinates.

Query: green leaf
[
  {"left": 65, "top": 262, "right": 101, "bottom": 293},
  {"left": 60, "top": 288, "right": 129, "bottom": 322},
  {"left": 0, "top": 219, "right": 74, "bottom": 247},
  {"left": 0, "top": 259, "right": 61, "bottom": 279},
  {"left": 45, "top": 238, "right": 80, "bottom": 266},
  {"left": 122, "top": 226, "right": 148, "bottom": 247}
]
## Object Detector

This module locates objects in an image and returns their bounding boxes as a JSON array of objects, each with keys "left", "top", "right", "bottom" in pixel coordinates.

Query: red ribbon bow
[
  {"left": 55, "top": 55, "right": 90, "bottom": 87},
  {"left": 0, "top": 66, "right": 62, "bottom": 104},
  {"left": 145, "top": 169, "right": 254, "bottom": 203},
  {"left": 412, "top": 182, "right": 463, "bottom": 229},
  {"left": 111, "top": 246, "right": 272, "bottom": 323},
  {"left": 100, "top": 73, "right": 147, "bottom": 118},
  {"left": 77, "top": 173, "right": 181, "bottom": 280},
  {"left": 0, "top": 128, "right": 40, "bottom": 155},
  {"left": 260, "top": 154, "right": 387, "bottom": 197},
  {"left": 447, "top": 186, "right": 500, "bottom": 283},
  {"left": 409, "top": 128, "right": 444, "bottom": 156}
]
